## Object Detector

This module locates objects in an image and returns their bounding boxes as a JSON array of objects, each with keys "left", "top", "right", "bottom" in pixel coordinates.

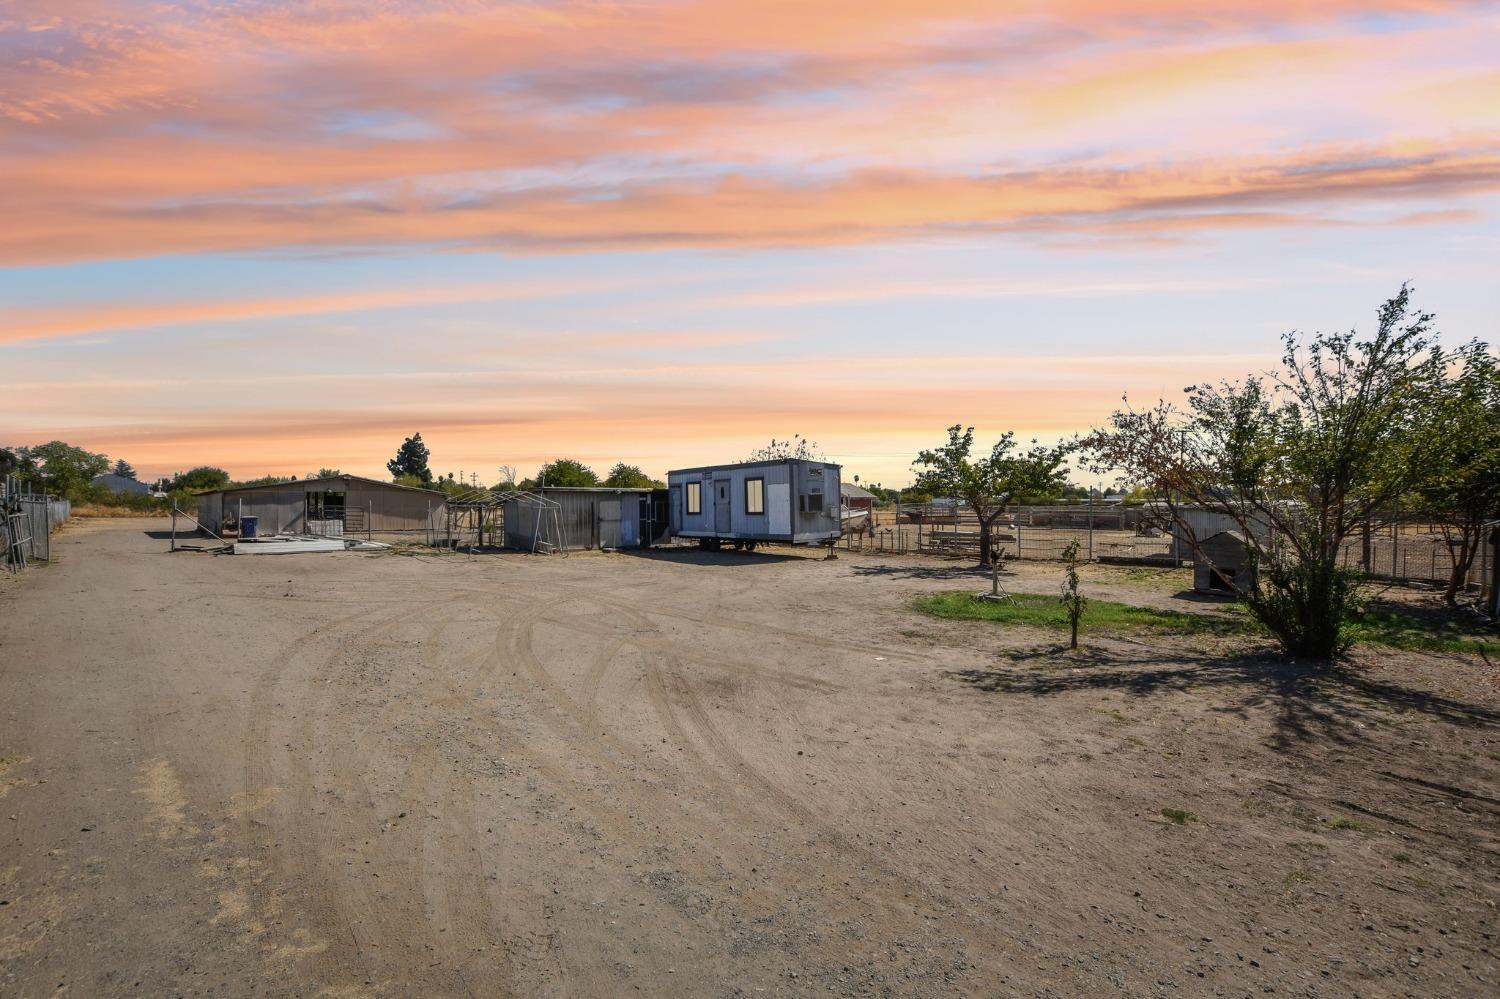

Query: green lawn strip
[
  {"left": 914, "top": 590, "right": 1500, "bottom": 654},
  {"left": 1345, "top": 609, "right": 1500, "bottom": 656},
  {"left": 912, "top": 590, "right": 1250, "bottom": 637}
]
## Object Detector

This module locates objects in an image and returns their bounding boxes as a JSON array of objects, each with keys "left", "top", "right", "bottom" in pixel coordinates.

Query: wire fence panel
[
  {"left": 2, "top": 477, "right": 69, "bottom": 568},
  {"left": 846, "top": 504, "right": 1494, "bottom": 595}
]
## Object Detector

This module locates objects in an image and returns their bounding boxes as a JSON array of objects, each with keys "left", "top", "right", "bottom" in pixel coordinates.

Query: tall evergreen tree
[{"left": 387, "top": 433, "right": 433, "bottom": 485}]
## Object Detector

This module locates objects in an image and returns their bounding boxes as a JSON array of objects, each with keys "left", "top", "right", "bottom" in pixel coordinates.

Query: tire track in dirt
[
  {"left": 507, "top": 587, "right": 992, "bottom": 985},
  {"left": 291, "top": 604, "right": 508, "bottom": 992},
  {"left": 242, "top": 594, "right": 452, "bottom": 990}
]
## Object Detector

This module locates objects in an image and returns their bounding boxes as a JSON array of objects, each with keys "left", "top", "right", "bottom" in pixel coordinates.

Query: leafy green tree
[
  {"left": 1083, "top": 286, "right": 1444, "bottom": 659},
  {"left": 0, "top": 447, "right": 35, "bottom": 480},
  {"left": 913, "top": 425, "right": 1067, "bottom": 567},
  {"left": 112, "top": 458, "right": 138, "bottom": 480},
  {"left": 1415, "top": 342, "right": 1500, "bottom": 603},
  {"left": 314, "top": 468, "right": 343, "bottom": 479},
  {"left": 171, "top": 466, "right": 231, "bottom": 492},
  {"left": 603, "top": 463, "right": 658, "bottom": 489},
  {"left": 387, "top": 433, "right": 433, "bottom": 485},
  {"left": 28, "top": 441, "right": 111, "bottom": 500},
  {"left": 536, "top": 459, "right": 599, "bottom": 488}
]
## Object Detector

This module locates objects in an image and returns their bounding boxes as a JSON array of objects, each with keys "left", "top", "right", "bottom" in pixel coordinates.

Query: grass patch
[
  {"left": 914, "top": 590, "right": 1500, "bottom": 656},
  {"left": 914, "top": 591, "right": 1249, "bottom": 638},
  {"left": 1346, "top": 607, "right": 1500, "bottom": 656},
  {"left": 1325, "top": 817, "right": 1377, "bottom": 832},
  {"left": 1393, "top": 852, "right": 1413, "bottom": 864},
  {"left": 1161, "top": 807, "right": 1199, "bottom": 825}
]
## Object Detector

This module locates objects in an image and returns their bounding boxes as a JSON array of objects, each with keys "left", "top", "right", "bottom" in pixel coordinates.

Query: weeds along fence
[
  {"left": 1, "top": 475, "right": 70, "bottom": 570},
  {"left": 846, "top": 501, "right": 1494, "bottom": 591}
]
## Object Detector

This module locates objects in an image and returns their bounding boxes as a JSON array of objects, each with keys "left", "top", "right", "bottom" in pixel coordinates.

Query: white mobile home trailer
[{"left": 667, "top": 459, "right": 842, "bottom": 548}]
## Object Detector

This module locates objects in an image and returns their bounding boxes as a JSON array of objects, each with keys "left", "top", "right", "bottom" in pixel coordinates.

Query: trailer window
[
  {"left": 686, "top": 481, "right": 702, "bottom": 514},
  {"left": 745, "top": 477, "right": 764, "bottom": 515},
  {"left": 800, "top": 493, "right": 824, "bottom": 513}
]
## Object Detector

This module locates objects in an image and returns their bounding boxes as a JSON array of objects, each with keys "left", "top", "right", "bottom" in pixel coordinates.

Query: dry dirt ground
[{"left": 2, "top": 518, "right": 1498, "bottom": 998}]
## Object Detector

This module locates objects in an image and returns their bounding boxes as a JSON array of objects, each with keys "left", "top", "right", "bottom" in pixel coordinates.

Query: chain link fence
[{"left": 843, "top": 501, "right": 1494, "bottom": 594}]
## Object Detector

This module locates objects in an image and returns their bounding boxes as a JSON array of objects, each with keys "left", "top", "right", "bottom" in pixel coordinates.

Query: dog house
[{"left": 1193, "top": 530, "right": 1255, "bottom": 594}]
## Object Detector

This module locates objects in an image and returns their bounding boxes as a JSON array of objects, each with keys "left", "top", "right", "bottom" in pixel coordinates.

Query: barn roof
[
  {"left": 841, "top": 483, "right": 877, "bottom": 499},
  {"left": 200, "top": 474, "right": 445, "bottom": 498}
]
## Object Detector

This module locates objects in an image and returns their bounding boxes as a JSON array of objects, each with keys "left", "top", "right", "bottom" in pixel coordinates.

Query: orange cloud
[
  {"left": 2, "top": 1, "right": 1494, "bottom": 264},
  {"left": 0, "top": 274, "right": 673, "bottom": 344}
]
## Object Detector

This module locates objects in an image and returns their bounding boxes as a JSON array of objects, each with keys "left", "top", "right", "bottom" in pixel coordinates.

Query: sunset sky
[{"left": 3, "top": 1, "right": 1498, "bottom": 487}]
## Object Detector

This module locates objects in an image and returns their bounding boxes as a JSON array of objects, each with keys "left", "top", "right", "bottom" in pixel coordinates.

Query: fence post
[
  {"left": 1087, "top": 493, "right": 1094, "bottom": 562},
  {"left": 1391, "top": 500, "right": 1399, "bottom": 579}
]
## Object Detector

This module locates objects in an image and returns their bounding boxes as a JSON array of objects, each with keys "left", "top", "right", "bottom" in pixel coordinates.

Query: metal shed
[
  {"left": 666, "top": 458, "right": 842, "bottom": 548},
  {"left": 500, "top": 487, "right": 668, "bottom": 552},
  {"left": 194, "top": 474, "right": 446, "bottom": 542}
]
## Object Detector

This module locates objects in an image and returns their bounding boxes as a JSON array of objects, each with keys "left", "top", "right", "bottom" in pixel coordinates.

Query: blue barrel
[{"left": 241, "top": 515, "right": 259, "bottom": 539}]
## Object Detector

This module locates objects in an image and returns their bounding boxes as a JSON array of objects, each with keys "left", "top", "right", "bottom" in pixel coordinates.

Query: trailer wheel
[
  {"left": 698, "top": 538, "right": 721, "bottom": 551},
  {"left": 745, "top": 541, "right": 758, "bottom": 552}
]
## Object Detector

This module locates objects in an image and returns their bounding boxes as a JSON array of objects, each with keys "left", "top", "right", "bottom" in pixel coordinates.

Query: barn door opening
[{"left": 307, "top": 490, "right": 347, "bottom": 536}]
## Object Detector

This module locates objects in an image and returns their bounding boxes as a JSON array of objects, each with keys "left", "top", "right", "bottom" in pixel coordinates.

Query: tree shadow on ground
[
  {"left": 946, "top": 641, "right": 1500, "bottom": 752},
  {"left": 849, "top": 562, "right": 989, "bottom": 581}
]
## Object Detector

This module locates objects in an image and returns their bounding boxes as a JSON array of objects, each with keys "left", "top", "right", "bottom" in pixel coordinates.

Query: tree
[
  {"left": 0, "top": 447, "right": 35, "bottom": 481},
  {"left": 112, "top": 458, "right": 138, "bottom": 480},
  {"left": 1082, "top": 286, "right": 1444, "bottom": 659},
  {"left": 171, "top": 466, "right": 231, "bottom": 493},
  {"left": 387, "top": 433, "right": 433, "bottom": 485},
  {"left": 603, "top": 463, "right": 659, "bottom": 489},
  {"left": 1415, "top": 342, "right": 1500, "bottom": 603},
  {"left": 314, "top": 468, "right": 343, "bottom": 479},
  {"left": 1060, "top": 539, "right": 1087, "bottom": 650},
  {"left": 536, "top": 459, "right": 599, "bottom": 488},
  {"left": 913, "top": 425, "right": 1067, "bottom": 567},
  {"left": 27, "top": 441, "right": 111, "bottom": 500},
  {"left": 746, "top": 436, "right": 821, "bottom": 462}
]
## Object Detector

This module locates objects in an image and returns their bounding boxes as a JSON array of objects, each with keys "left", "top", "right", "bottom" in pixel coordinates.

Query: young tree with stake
[{"left": 1060, "top": 539, "right": 1086, "bottom": 650}]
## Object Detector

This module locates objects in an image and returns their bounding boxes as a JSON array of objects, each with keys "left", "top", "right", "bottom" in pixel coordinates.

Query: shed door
[
  {"left": 599, "top": 500, "right": 622, "bottom": 549},
  {"left": 714, "top": 479, "right": 732, "bottom": 533}
]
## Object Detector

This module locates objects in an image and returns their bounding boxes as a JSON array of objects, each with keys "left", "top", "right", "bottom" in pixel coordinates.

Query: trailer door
[{"left": 714, "top": 478, "right": 732, "bottom": 533}]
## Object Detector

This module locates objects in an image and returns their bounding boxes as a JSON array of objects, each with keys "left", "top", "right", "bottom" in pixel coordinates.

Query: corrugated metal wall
[
  {"left": 193, "top": 478, "right": 445, "bottom": 540},
  {"left": 501, "top": 489, "right": 650, "bottom": 551}
]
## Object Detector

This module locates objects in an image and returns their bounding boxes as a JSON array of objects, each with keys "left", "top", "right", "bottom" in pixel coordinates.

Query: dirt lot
[{"left": 2, "top": 519, "right": 1498, "bottom": 997}]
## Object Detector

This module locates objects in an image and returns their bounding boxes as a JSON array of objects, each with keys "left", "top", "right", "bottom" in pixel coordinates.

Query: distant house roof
[
  {"left": 91, "top": 473, "right": 151, "bottom": 495},
  {"left": 841, "top": 483, "right": 877, "bottom": 500}
]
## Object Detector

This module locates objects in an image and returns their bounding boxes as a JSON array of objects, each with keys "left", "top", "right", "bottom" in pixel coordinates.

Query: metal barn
[
  {"left": 501, "top": 487, "right": 668, "bottom": 552},
  {"left": 667, "top": 459, "right": 842, "bottom": 548},
  {"left": 194, "top": 475, "right": 446, "bottom": 541}
]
